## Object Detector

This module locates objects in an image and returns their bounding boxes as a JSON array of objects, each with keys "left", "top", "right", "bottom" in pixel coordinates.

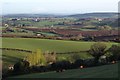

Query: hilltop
[{"left": 3, "top": 12, "right": 118, "bottom": 18}]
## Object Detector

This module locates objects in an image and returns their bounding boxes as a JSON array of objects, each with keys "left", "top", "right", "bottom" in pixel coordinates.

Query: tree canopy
[
  {"left": 89, "top": 42, "right": 107, "bottom": 64},
  {"left": 26, "top": 49, "right": 46, "bottom": 66}
]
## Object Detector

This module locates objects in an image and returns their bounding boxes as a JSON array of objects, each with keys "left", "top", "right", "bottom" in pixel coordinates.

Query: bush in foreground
[
  {"left": 14, "top": 60, "right": 30, "bottom": 73},
  {"left": 89, "top": 42, "right": 107, "bottom": 65}
]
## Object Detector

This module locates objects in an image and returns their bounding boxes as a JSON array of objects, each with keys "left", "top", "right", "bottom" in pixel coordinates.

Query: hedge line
[{"left": 1, "top": 48, "right": 88, "bottom": 54}]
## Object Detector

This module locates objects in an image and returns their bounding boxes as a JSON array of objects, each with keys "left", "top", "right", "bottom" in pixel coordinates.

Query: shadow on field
[{"left": 2, "top": 55, "right": 22, "bottom": 63}]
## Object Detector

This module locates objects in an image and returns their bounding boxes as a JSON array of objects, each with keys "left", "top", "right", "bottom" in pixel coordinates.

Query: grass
[
  {"left": 2, "top": 50, "right": 29, "bottom": 69},
  {"left": 38, "top": 32, "right": 58, "bottom": 36},
  {"left": 33, "top": 21, "right": 59, "bottom": 27},
  {"left": 10, "top": 18, "right": 76, "bottom": 27},
  {"left": 2, "top": 33, "right": 35, "bottom": 36},
  {"left": 11, "top": 63, "right": 118, "bottom": 78},
  {"left": 2, "top": 38, "right": 117, "bottom": 53},
  {"left": 2, "top": 38, "right": 118, "bottom": 70},
  {"left": 2, "top": 50, "right": 92, "bottom": 69},
  {"left": 57, "top": 52, "right": 93, "bottom": 61}
]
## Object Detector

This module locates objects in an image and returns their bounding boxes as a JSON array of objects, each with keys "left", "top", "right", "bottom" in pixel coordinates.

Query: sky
[{"left": 1, "top": 0, "right": 120, "bottom": 15}]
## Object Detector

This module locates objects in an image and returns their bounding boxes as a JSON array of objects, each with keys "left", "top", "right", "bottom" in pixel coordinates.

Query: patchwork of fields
[{"left": 2, "top": 12, "right": 119, "bottom": 78}]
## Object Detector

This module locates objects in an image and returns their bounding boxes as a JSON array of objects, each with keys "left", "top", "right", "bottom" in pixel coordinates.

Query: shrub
[
  {"left": 44, "top": 51, "right": 56, "bottom": 64},
  {"left": 31, "top": 65, "right": 48, "bottom": 72},
  {"left": 69, "top": 53, "right": 81, "bottom": 62},
  {"left": 14, "top": 60, "right": 30, "bottom": 73},
  {"left": 99, "top": 56, "right": 107, "bottom": 65},
  {"left": 26, "top": 49, "right": 46, "bottom": 66},
  {"left": 89, "top": 42, "right": 107, "bottom": 65},
  {"left": 73, "top": 59, "right": 84, "bottom": 68},
  {"left": 83, "top": 58, "right": 95, "bottom": 67},
  {"left": 51, "top": 60, "right": 71, "bottom": 71},
  {"left": 108, "top": 45, "right": 120, "bottom": 61}
]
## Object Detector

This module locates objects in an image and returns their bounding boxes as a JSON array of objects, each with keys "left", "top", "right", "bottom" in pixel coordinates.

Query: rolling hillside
[
  {"left": 3, "top": 13, "right": 118, "bottom": 18},
  {"left": 2, "top": 38, "right": 118, "bottom": 70},
  {"left": 2, "top": 38, "right": 117, "bottom": 53},
  {"left": 68, "top": 13, "right": 118, "bottom": 18}
]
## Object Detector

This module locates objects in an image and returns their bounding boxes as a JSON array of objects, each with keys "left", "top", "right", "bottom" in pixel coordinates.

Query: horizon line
[{"left": 2, "top": 12, "right": 118, "bottom": 16}]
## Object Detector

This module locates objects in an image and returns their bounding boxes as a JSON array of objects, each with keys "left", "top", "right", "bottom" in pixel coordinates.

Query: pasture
[
  {"left": 2, "top": 38, "right": 119, "bottom": 78},
  {"left": 2, "top": 50, "right": 28, "bottom": 69},
  {"left": 2, "top": 38, "right": 118, "bottom": 70},
  {"left": 2, "top": 50, "right": 92, "bottom": 69},
  {"left": 2, "top": 38, "right": 117, "bottom": 53}
]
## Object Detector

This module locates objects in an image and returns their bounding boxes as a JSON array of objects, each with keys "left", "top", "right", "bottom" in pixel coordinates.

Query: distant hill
[
  {"left": 3, "top": 12, "right": 118, "bottom": 18},
  {"left": 67, "top": 13, "right": 118, "bottom": 18},
  {"left": 3, "top": 14, "right": 64, "bottom": 18}
]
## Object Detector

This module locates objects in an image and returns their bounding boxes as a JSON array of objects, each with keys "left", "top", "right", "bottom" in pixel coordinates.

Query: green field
[
  {"left": 2, "top": 50, "right": 28, "bottom": 69},
  {"left": 2, "top": 38, "right": 117, "bottom": 53},
  {"left": 10, "top": 63, "right": 118, "bottom": 78},
  {"left": 2, "top": 38, "right": 118, "bottom": 69},
  {"left": 2, "top": 50, "right": 92, "bottom": 69},
  {"left": 2, "top": 38, "right": 119, "bottom": 78}
]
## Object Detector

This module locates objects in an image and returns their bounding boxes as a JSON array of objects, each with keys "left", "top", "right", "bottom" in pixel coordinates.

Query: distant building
[
  {"left": 4, "top": 24, "right": 9, "bottom": 27},
  {"left": 33, "top": 18, "right": 40, "bottom": 22},
  {"left": 36, "top": 34, "right": 41, "bottom": 36}
]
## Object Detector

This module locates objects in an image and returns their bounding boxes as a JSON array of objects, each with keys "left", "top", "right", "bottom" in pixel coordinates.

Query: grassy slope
[
  {"left": 2, "top": 38, "right": 117, "bottom": 53},
  {"left": 11, "top": 63, "right": 118, "bottom": 78},
  {"left": 2, "top": 38, "right": 118, "bottom": 69},
  {"left": 2, "top": 50, "right": 28, "bottom": 69},
  {"left": 2, "top": 50, "right": 92, "bottom": 69}
]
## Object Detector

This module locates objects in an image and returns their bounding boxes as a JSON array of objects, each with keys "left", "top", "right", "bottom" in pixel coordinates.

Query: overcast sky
[{"left": 2, "top": 0, "right": 119, "bottom": 14}]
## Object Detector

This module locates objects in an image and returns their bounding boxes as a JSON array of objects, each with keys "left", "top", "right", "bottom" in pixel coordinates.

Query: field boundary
[
  {"left": 1, "top": 48, "right": 32, "bottom": 53},
  {"left": 1, "top": 48, "right": 88, "bottom": 54}
]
